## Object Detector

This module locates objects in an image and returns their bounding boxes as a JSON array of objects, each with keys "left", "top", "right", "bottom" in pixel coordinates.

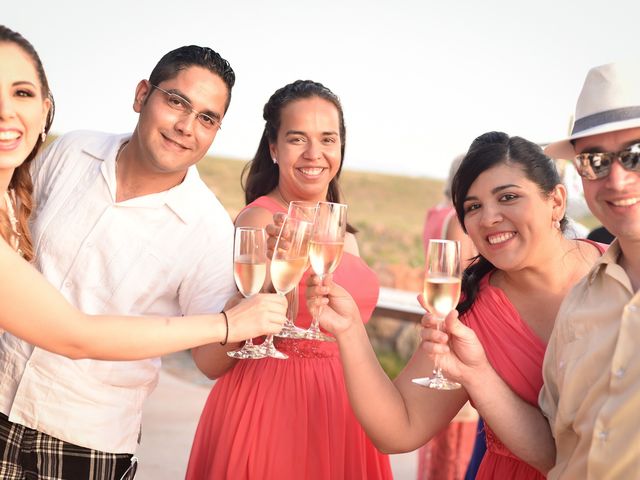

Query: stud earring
[
  {"left": 272, "top": 156, "right": 277, "bottom": 164},
  {"left": 553, "top": 219, "right": 561, "bottom": 230}
]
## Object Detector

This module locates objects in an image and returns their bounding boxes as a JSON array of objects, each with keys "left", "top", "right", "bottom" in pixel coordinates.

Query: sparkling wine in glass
[
  {"left": 288, "top": 201, "right": 318, "bottom": 223},
  {"left": 227, "top": 227, "right": 268, "bottom": 360},
  {"left": 305, "top": 201, "right": 347, "bottom": 342},
  {"left": 265, "top": 216, "right": 313, "bottom": 359},
  {"left": 412, "top": 239, "right": 462, "bottom": 390},
  {"left": 276, "top": 201, "right": 318, "bottom": 339}
]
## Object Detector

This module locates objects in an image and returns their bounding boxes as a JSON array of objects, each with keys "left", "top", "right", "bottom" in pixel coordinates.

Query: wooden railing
[{"left": 373, "top": 287, "right": 423, "bottom": 323}]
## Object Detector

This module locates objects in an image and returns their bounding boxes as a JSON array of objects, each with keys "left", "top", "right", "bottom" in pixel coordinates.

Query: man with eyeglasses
[
  {"left": 0, "top": 46, "right": 239, "bottom": 479},
  {"left": 539, "top": 61, "right": 640, "bottom": 479}
]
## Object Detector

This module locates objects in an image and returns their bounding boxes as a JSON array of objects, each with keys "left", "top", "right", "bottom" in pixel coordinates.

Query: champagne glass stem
[
  {"left": 275, "top": 286, "right": 307, "bottom": 339},
  {"left": 259, "top": 293, "right": 289, "bottom": 359},
  {"left": 431, "top": 317, "right": 445, "bottom": 380},
  {"left": 227, "top": 293, "right": 266, "bottom": 359},
  {"left": 304, "top": 274, "right": 335, "bottom": 341},
  {"left": 310, "top": 274, "right": 324, "bottom": 331}
]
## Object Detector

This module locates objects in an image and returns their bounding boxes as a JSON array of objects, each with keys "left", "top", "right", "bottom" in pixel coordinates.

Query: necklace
[
  {"left": 274, "top": 187, "right": 290, "bottom": 209},
  {"left": 4, "top": 189, "right": 22, "bottom": 256}
]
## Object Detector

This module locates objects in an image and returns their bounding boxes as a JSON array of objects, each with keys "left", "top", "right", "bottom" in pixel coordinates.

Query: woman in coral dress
[
  {"left": 186, "top": 80, "right": 392, "bottom": 480},
  {"left": 307, "top": 132, "right": 604, "bottom": 479}
]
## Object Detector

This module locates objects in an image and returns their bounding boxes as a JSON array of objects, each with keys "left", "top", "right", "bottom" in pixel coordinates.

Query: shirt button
[
  {"left": 86, "top": 241, "right": 93, "bottom": 248},
  {"left": 64, "top": 281, "right": 72, "bottom": 288},
  {"left": 598, "top": 430, "right": 609, "bottom": 442},
  {"left": 615, "top": 367, "right": 626, "bottom": 378}
]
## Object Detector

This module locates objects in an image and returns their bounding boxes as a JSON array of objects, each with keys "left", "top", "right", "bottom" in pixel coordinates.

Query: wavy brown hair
[{"left": 0, "top": 26, "right": 55, "bottom": 261}]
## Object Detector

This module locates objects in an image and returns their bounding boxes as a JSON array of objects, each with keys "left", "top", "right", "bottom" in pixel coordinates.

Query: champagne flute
[
  {"left": 412, "top": 239, "right": 462, "bottom": 390},
  {"left": 276, "top": 201, "right": 318, "bottom": 339},
  {"left": 266, "top": 215, "right": 313, "bottom": 358},
  {"left": 305, "top": 201, "right": 347, "bottom": 342},
  {"left": 227, "top": 227, "right": 268, "bottom": 359},
  {"left": 288, "top": 201, "right": 318, "bottom": 223}
]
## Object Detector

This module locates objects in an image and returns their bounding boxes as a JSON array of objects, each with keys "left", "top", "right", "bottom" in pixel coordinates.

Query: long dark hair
[
  {"left": 452, "top": 132, "right": 567, "bottom": 315},
  {"left": 0, "top": 25, "right": 56, "bottom": 261},
  {"left": 241, "top": 80, "right": 355, "bottom": 231}
]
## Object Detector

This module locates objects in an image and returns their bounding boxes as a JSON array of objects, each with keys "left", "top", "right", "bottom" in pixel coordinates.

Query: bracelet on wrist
[{"left": 220, "top": 310, "right": 229, "bottom": 346}]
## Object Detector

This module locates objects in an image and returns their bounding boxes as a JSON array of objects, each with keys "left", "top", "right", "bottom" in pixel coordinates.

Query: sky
[{"left": 5, "top": 0, "right": 639, "bottom": 179}]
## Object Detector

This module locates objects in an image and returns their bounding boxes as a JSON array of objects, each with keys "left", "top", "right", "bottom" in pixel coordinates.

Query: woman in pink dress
[
  {"left": 308, "top": 132, "right": 604, "bottom": 479},
  {"left": 186, "top": 80, "right": 392, "bottom": 479}
]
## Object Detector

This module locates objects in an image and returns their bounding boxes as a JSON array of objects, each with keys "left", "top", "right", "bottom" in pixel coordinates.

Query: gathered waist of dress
[
  {"left": 484, "top": 423, "right": 520, "bottom": 460},
  {"left": 274, "top": 338, "right": 340, "bottom": 358}
]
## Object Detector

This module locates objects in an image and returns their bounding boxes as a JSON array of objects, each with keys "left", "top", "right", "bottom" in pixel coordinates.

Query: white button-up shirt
[{"left": 0, "top": 130, "right": 236, "bottom": 454}]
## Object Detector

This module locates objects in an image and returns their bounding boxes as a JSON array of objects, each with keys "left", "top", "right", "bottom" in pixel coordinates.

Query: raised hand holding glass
[
  {"left": 276, "top": 201, "right": 319, "bottom": 339},
  {"left": 305, "top": 202, "right": 347, "bottom": 342},
  {"left": 412, "top": 239, "right": 462, "bottom": 390},
  {"left": 266, "top": 216, "right": 313, "bottom": 358},
  {"left": 227, "top": 227, "right": 268, "bottom": 359}
]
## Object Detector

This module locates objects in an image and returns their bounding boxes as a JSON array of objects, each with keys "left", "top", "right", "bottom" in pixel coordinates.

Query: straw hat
[{"left": 545, "top": 61, "right": 640, "bottom": 160}]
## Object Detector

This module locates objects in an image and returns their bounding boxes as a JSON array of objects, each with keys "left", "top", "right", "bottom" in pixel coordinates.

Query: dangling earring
[{"left": 41, "top": 128, "right": 47, "bottom": 143}]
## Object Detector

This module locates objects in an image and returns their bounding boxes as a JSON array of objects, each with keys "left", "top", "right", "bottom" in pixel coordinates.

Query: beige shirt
[{"left": 539, "top": 240, "right": 640, "bottom": 479}]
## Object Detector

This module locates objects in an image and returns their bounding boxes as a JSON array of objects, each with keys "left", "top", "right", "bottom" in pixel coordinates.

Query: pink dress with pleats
[
  {"left": 461, "top": 273, "right": 546, "bottom": 479},
  {"left": 186, "top": 196, "right": 392, "bottom": 480},
  {"left": 462, "top": 241, "right": 605, "bottom": 479}
]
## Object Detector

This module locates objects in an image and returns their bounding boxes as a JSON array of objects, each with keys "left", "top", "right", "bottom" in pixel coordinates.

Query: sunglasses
[{"left": 573, "top": 142, "right": 640, "bottom": 180}]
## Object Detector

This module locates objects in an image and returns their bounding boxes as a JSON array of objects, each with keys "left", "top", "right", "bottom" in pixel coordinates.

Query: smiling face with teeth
[
  {"left": 462, "top": 162, "right": 565, "bottom": 272},
  {"left": 576, "top": 128, "right": 640, "bottom": 246},
  {"left": 0, "top": 42, "right": 51, "bottom": 188},
  {"left": 269, "top": 96, "right": 342, "bottom": 203},
  {"left": 125, "top": 66, "right": 228, "bottom": 189}
]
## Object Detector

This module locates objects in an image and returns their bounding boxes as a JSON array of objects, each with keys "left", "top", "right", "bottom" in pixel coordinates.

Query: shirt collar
[
  {"left": 588, "top": 240, "right": 635, "bottom": 293},
  {"left": 83, "top": 132, "right": 200, "bottom": 225}
]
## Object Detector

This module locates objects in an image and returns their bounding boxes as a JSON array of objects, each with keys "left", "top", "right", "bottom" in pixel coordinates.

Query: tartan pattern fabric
[{"left": 0, "top": 415, "right": 136, "bottom": 480}]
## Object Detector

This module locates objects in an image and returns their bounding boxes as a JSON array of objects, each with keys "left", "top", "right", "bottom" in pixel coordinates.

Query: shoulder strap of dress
[
  {"left": 578, "top": 237, "right": 607, "bottom": 254},
  {"left": 242, "top": 195, "right": 285, "bottom": 215}
]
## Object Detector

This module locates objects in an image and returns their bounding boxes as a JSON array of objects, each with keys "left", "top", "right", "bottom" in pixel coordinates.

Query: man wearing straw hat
[{"left": 541, "top": 61, "right": 640, "bottom": 479}]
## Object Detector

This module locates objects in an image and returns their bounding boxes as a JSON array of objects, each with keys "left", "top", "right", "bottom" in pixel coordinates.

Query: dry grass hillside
[{"left": 197, "top": 155, "right": 444, "bottom": 275}]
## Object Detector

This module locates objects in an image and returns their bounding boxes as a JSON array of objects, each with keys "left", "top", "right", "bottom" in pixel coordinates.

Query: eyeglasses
[
  {"left": 149, "top": 84, "right": 222, "bottom": 131},
  {"left": 573, "top": 142, "right": 640, "bottom": 180},
  {"left": 118, "top": 456, "right": 138, "bottom": 480}
]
